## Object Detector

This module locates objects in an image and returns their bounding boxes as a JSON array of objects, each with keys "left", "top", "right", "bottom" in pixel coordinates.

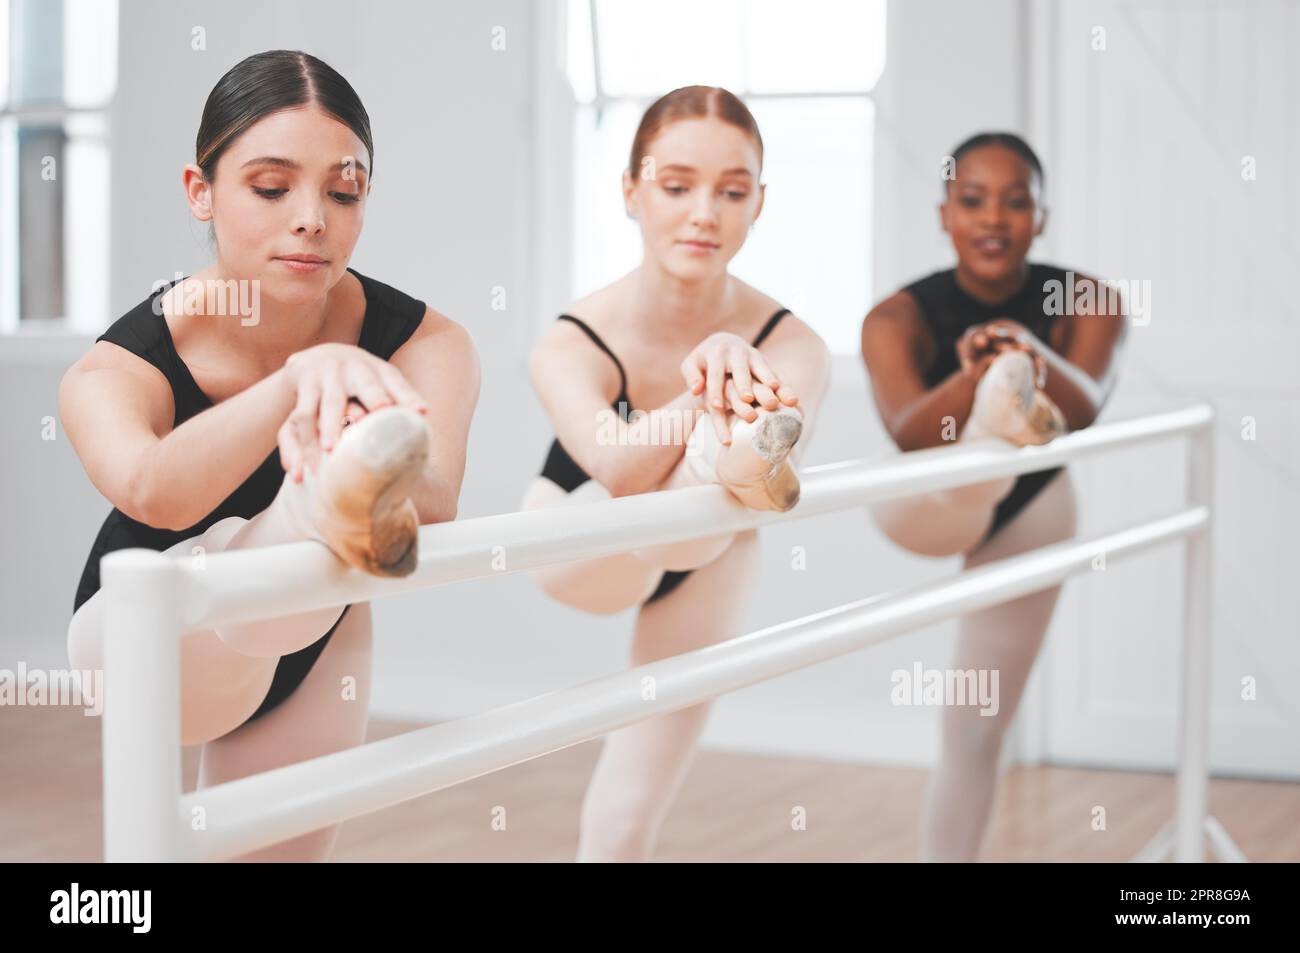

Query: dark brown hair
[
  {"left": 629, "top": 85, "right": 763, "bottom": 178},
  {"left": 195, "top": 50, "right": 374, "bottom": 181}
]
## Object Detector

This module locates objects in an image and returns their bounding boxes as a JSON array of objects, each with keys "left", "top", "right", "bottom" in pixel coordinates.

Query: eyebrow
[
  {"left": 660, "top": 163, "right": 754, "bottom": 177},
  {"left": 240, "top": 156, "right": 369, "bottom": 176},
  {"left": 954, "top": 181, "right": 1032, "bottom": 190}
]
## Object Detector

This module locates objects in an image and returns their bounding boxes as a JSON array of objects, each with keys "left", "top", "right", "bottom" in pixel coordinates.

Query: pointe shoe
[
  {"left": 301, "top": 406, "right": 430, "bottom": 577},
  {"left": 714, "top": 405, "right": 804, "bottom": 512}
]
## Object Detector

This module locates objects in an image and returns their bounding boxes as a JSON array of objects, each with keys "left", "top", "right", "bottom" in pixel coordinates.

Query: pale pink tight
[{"left": 871, "top": 461, "right": 1078, "bottom": 861}]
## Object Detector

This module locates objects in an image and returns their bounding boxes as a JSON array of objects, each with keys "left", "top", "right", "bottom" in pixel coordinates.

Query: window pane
[
  {"left": 571, "top": 102, "right": 643, "bottom": 296},
  {"left": 730, "top": 97, "right": 872, "bottom": 355},
  {"left": 0, "top": 0, "right": 10, "bottom": 108},
  {"left": 10, "top": 0, "right": 62, "bottom": 106},
  {"left": 565, "top": 0, "right": 596, "bottom": 104},
  {"left": 5, "top": 113, "right": 107, "bottom": 327},
  {"left": 17, "top": 121, "right": 65, "bottom": 321},
  {"left": 571, "top": 96, "right": 872, "bottom": 356},
  {"left": 63, "top": 0, "right": 117, "bottom": 108},
  {"left": 594, "top": 0, "right": 745, "bottom": 98},
  {"left": 591, "top": 0, "right": 885, "bottom": 97},
  {"left": 5, "top": 0, "right": 116, "bottom": 109},
  {"left": 742, "top": 0, "right": 886, "bottom": 93},
  {"left": 63, "top": 111, "right": 109, "bottom": 331}
]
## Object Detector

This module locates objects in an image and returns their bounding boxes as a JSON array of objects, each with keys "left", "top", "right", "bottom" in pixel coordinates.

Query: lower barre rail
[{"left": 173, "top": 507, "right": 1207, "bottom": 861}]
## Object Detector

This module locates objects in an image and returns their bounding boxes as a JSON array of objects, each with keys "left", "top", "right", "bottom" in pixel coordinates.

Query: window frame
[
  {"left": 549, "top": 0, "right": 882, "bottom": 364},
  {"left": 0, "top": 0, "right": 117, "bottom": 337}
]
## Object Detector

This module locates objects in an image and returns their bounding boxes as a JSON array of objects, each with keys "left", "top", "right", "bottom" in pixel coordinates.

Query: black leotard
[
  {"left": 902, "top": 263, "right": 1070, "bottom": 546},
  {"left": 72, "top": 267, "right": 426, "bottom": 729},
  {"left": 539, "top": 307, "right": 791, "bottom": 604}
]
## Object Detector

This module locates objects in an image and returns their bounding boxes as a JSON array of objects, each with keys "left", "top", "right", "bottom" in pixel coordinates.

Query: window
[
  {"left": 565, "top": 0, "right": 885, "bottom": 355},
  {"left": 0, "top": 0, "right": 117, "bottom": 334}
]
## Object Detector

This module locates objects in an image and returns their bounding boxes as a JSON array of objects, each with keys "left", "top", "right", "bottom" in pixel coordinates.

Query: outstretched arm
[
  {"left": 862, "top": 291, "right": 985, "bottom": 452},
  {"left": 529, "top": 320, "right": 706, "bottom": 498}
]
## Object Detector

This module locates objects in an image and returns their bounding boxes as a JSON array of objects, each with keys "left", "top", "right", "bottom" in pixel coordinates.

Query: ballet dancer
[
  {"left": 520, "top": 86, "right": 831, "bottom": 862},
  {"left": 860, "top": 132, "right": 1127, "bottom": 861},
  {"left": 61, "top": 50, "right": 479, "bottom": 861}
]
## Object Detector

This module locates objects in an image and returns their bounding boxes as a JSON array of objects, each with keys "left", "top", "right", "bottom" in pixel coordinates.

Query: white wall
[
  {"left": 1030, "top": 0, "right": 1300, "bottom": 776},
  {"left": 2, "top": 0, "right": 1294, "bottom": 779}
]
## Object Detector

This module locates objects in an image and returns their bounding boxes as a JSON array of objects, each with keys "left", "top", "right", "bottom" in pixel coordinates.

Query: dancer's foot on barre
[
  {"left": 965, "top": 350, "right": 1065, "bottom": 447},
  {"left": 690, "top": 404, "right": 804, "bottom": 511},
  {"left": 282, "top": 401, "right": 430, "bottom": 577}
]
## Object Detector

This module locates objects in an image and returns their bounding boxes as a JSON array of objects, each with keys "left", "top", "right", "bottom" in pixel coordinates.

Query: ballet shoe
[
  {"left": 968, "top": 350, "right": 1034, "bottom": 435},
  {"left": 300, "top": 405, "right": 430, "bottom": 577},
  {"left": 714, "top": 405, "right": 804, "bottom": 512},
  {"left": 1015, "top": 389, "right": 1067, "bottom": 446},
  {"left": 966, "top": 350, "right": 1066, "bottom": 447}
]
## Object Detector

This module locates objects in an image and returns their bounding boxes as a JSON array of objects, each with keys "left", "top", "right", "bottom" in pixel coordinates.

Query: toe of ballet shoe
[
  {"left": 980, "top": 351, "right": 1035, "bottom": 413},
  {"left": 753, "top": 406, "right": 803, "bottom": 462}
]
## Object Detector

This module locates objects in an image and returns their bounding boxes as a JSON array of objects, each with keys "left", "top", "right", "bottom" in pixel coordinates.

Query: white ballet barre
[{"left": 98, "top": 403, "right": 1236, "bottom": 862}]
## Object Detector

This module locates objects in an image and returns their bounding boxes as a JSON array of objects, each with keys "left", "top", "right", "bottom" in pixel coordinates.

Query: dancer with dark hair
[
  {"left": 861, "top": 132, "right": 1127, "bottom": 860},
  {"left": 62, "top": 50, "right": 479, "bottom": 861}
]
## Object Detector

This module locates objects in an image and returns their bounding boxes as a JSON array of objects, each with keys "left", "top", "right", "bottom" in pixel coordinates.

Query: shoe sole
[{"left": 330, "top": 408, "right": 430, "bottom": 577}]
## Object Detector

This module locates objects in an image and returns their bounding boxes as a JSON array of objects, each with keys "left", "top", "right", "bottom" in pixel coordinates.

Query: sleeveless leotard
[
  {"left": 902, "top": 262, "right": 1069, "bottom": 545},
  {"left": 539, "top": 308, "right": 790, "bottom": 605},
  {"left": 73, "top": 267, "right": 426, "bottom": 728}
]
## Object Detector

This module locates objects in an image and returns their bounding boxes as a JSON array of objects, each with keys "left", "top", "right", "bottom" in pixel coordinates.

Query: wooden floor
[{"left": 6, "top": 703, "right": 1297, "bottom": 862}]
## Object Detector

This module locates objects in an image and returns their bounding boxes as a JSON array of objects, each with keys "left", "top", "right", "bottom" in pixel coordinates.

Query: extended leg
[
  {"left": 210, "top": 404, "right": 429, "bottom": 656},
  {"left": 871, "top": 350, "right": 1065, "bottom": 558},
  {"left": 632, "top": 404, "right": 804, "bottom": 571},
  {"left": 519, "top": 477, "right": 663, "bottom": 614}
]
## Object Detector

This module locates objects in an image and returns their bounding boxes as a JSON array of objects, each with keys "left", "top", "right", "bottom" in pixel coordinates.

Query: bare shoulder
[
  {"left": 556, "top": 275, "right": 631, "bottom": 337},
  {"left": 527, "top": 282, "right": 628, "bottom": 401},
  {"left": 757, "top": 308, "right": 828, "bottom": 365},
  {"left": 864, "top": 288, "right": 924, "bottom": 329},
  {"left": 63, "top": 303, "right": 173, "bottom": 411},
  {"left": 402, "top": 305, "right": 474, "bottom": 350},
  {"left": 861, "top": 289, "right": 931, "bottom": 364},
  {"left": 731, "top": 281, "right": 822, "bottom": 355},
  {"left": 533, "top": 274, "right": 633, "bottom": 363},
  {"left": 390, "top": 307, "right": 480, "bottom": 395},
  {"left": 60, "top": 340, "right": 175, "bottom": 454}
]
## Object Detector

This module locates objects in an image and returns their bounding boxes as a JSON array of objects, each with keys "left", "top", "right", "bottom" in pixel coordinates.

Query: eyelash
[
  {"left": 664, "top": 185, "right": 748, "bottom": 200},
  {"left": 251, "top": 187, "right": 360, "bottom": 205}
]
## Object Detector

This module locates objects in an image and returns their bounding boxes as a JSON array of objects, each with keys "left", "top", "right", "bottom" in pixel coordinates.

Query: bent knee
[
  {"left": 532, "top": 565, "right": 653, "bottom": 615},
  {"left": 871, "top": 503, "right": 990, "bottom": 557}
]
